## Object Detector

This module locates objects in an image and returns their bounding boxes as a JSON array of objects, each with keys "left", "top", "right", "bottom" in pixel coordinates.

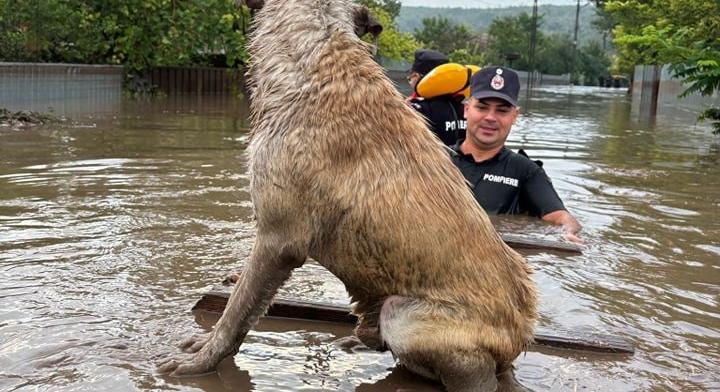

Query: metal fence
[
  {"left": 0, "top": 63, "right": 247, "bottom": 117},
  {"left": 0, "top": 62, "right": 123, "bottom": 117},
  {"left": 142, "top": 66, "right": 244, "bottom": 95}
]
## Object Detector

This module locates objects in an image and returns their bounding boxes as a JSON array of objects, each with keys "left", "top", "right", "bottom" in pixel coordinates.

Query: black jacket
[
  {"left": 449, "top": 143, "right": 566, "bottom": 217},
  {"left": 410, "top": 95, "right": 466, "bottom": 146}
]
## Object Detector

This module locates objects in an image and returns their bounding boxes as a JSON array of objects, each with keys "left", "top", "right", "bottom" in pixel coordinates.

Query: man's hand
[
  {"left": 542, "top": 210, "right": 583, "bottom": 244},
  {"left": 563, "top": 231, "right": 583, "bottom": 244}
]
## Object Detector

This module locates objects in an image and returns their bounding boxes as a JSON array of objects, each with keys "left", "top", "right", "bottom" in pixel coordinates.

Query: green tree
[
  {"left": 0, "top": 0, "right": 250, "bottom": 69},
  {"left": 0, "top": 0, "right": 100, "bottom": 62},
  {"left": 103, "top": 0, "right": 250, "bottom": 70},
  {"left": 362, "top": 4, "right": 420, "bottom": 61},
  {"left": 413, "top": 17, "right": 474, "bottom": 55},
  {"left": 448, "top": 48, "right": 484, "bottom": 67},
  {"left": 604, "top": 0, "right": 719, "bottom": 73},
  {"left": 486, "top": 12, "right": 611, "bottom": 82},
  {"left": 485, "top": 13, "right": 544, "bottom": 70},
  {"left": 602, "top": 0, "right": 720, "bottom": 133},
  {"left": 671, "top": 44, "right": 720, "bottom": 134},
  {"left": 358, "top": 0, "right": 401, "bottom": 21},
  {"left": 579, "top": 40, "right": 612, "bottom": 85},
  {"left": 536, "top": 34, "right": 574, "bottom": 75},
  {"left": 590, "top": 5, "right": 615, "bottom": 51}
]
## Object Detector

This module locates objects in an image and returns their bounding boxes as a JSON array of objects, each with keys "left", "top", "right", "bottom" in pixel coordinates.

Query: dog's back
[{"left": 247, "top": 0, "right": 537, "bottom": 377}]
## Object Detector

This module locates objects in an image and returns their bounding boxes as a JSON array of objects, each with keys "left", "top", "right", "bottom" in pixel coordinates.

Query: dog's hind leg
[{"left": 379, "top": 295, "right": 499, "bottom": 392}]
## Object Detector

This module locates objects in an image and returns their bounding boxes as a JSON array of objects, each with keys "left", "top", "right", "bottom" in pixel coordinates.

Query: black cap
[
  {"left": 470, "top": 66, "right": 520, "bottom": 106},
  {"left": 411, "top": 49, "right": 449, "bottom": 75}
]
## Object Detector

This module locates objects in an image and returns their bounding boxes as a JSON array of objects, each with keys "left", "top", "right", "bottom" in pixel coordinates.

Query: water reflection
[{"left": 0, "top": 87, "right": 718, "bottom": 391}]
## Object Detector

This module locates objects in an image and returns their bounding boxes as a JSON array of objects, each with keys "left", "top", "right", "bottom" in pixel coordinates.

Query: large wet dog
[{"left": 157, "top": 1, "right": 537, "bottom": 390}]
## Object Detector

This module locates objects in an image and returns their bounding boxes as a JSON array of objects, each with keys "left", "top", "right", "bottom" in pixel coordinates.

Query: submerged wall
[{"left": 632, "top": 64, "right": 720, "bottom": 121}]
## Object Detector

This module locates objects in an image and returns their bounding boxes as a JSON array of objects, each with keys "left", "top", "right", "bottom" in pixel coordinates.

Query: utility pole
[
  {"left": 527, "top": 0, "right": 539, "bottom": 98},
  {"left": 571, "top": 0, "right": 581, "bottom": 85}
]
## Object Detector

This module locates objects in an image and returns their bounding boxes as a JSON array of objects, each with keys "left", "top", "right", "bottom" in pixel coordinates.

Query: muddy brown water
[{"left": 1, "top": 87, "right": 718, "bottom": 391}]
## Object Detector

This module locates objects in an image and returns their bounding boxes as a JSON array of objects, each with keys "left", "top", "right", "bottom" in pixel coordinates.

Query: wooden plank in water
[
  {"left": 500, "top": 234, "right": 582, "bottom": 254},
  {"left": 193, "top": 287, "right": 633, "bottom": 355},
  {"left": 194, "top": 289, "right": 357, "bottom": 324}
]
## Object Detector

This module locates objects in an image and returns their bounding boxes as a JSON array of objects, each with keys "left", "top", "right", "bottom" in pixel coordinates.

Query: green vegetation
[
  {"left": 0, "top": 0, "right": 418, "bottom": 68},
  {"left": 0, "top": 0, "right": 608, "bottom": 85},
  {"left": 413, "top": 13, "right": 610, "bottom": 86},
  {"left": 398, "top": 5, "right": 603, "bottom": 47},
  {"left": 359, "top": 0, "right": 401, "bottom": 20},
  {"left": 3, "top": 0, "right": 714, "bottom": 128},
  {"left": 359, "top": 0, "right": 420, "bottom": 61},
  {"left": 599, "top": 0, "right": 720, "bottom": 133},
  {"left": 413, "top": 17, "right": 482, "bottom": 65},
  {"left": 0, "top": 0, "right": 251, "bottom": 70}
]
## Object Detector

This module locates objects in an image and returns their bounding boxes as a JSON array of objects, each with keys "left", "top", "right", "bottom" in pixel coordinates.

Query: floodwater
[{"left": 1, "top": 85, "right": 718, "bottom": 392}]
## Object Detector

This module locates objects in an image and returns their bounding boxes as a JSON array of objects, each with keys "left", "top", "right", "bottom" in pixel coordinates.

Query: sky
[{"left": 401, "top": 0, "right": 581, "bottom": 8}]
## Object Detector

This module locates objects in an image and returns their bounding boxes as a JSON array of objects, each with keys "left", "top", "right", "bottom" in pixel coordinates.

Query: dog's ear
[
  {"left": 353, "top": 6, "right": 383, "bottom": 39},
  {"left": 236, "top": 0, "right": 264, "bottom": 9}
]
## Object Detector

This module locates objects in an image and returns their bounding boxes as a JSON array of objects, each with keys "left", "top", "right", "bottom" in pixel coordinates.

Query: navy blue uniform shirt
[
  {"left": 410, "top": 95, "right": 466, "bottom": 146},
  {"left": 449, "top": 141, "right": 566, "bottom": 217}
]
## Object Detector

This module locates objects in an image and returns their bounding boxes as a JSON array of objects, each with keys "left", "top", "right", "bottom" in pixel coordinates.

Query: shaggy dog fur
[{"left": 158, "top": 1, "right": 537, "bottom": 390}]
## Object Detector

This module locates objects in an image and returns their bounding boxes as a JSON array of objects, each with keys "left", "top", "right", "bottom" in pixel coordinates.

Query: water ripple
[{"left": 1, "top": 91, "right": 718, "bottom": 391}]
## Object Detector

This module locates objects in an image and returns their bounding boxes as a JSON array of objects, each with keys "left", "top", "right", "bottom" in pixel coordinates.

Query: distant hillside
[{"left": 397, "top": 5, "right": 605, "bottom": 46}]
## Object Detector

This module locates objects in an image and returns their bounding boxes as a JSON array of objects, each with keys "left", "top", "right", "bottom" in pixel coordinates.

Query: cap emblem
[{"left": 491, "top": 74, "right": 504, "bottom": 90}]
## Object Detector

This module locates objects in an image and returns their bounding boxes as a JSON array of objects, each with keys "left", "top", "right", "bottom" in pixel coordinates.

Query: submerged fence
[
  {"left": 0, "top": 62, "right": 123, "bottom": 116},
  {"left": 141, "top": 66, "right": 244, "bottom": 95},
  {"left": 0, "top": 63, "right": 246, "bottom": 117}
]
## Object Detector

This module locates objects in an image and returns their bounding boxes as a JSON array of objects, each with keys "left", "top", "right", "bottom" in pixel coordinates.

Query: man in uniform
[
  {"left": 450, "top": 66, "right": 582, "bottom": 242},
  {"left": 407, "top": 49, "right": 466, "bottom": 146}
]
